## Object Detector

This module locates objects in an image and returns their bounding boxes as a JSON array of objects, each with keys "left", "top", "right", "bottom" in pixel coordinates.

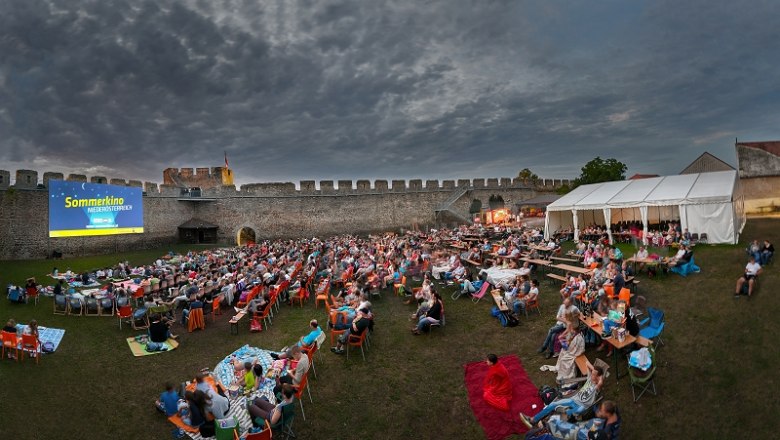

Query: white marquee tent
[{"left": 544, "top": 170, "right": 746, "bottom": 244}]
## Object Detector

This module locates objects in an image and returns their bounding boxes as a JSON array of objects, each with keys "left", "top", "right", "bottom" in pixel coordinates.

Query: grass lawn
[{"left": 0, "top": 220, "right": 778, "bottom": 439}]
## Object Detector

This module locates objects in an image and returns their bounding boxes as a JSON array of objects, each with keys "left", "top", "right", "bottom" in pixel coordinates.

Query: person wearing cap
[
  {"left": 331, "top": 308, "right": 371, "bottom": 354},
  {"left": 271, "top": 320, "right": 322, "bottom": 360}
]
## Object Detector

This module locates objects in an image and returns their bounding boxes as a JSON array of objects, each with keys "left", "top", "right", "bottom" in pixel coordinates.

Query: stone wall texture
[
  {"left": 0, "top": 169, "right": 566, "bottom": 259},
  {"left": 737, "top": 145, "right": 780, "bottom": 178}
]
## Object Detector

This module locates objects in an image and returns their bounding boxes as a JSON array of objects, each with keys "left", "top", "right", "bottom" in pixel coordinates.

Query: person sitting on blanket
[
  {"left": 272, "top": 345, "right": 310, "bottom": 394},
  {"left": 271, "top": 319, "right": 322, "bottom": 360},
  {"left": 237, "top": 361, "right": 263, "bottom": 394},
  {"left": 248, "top": 384, "right": 295, "bottom": 427},
  {"left": 483, "top": 353, "right": 513, "bottom": 411},
  {"left": 155, "top": 382, "right": 181, "bottom": 416},
  {"left": 520, "top": 364, "right": 605, "bottom": 427},
  {"left": 524, "top": 400, "right": 621, "bottom": 440},
  {"left": 205, "top": 388, "right": 231, "bottom": 420},
  {"left": 149, "top": 314, "right": 178, "bottom": 343},
  {"left": 331, "top": 308, "right": 371, "bottom": 354},
  {"left": 181, "top": 390, "right": 207, "bottom": 427}
]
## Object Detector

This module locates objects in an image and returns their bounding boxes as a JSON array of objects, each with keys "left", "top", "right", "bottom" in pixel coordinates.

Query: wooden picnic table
[
  {"left": 464, "top": 259, "right": 483, "bottom": 267},
  {"left": 626, "top": 256, "right": 665, "bottom": 270},
  {"left": 490, "top": 289, "right": 509, "bottom": 312},
  {"left": 229, "top": 311, "right": 247, "bottom": 335},
  {"left": 552, "top": 263, "right": 593, "bottom": 275},
  {"left": 579, "top": 311, "right": 651, "bottom": 382}
]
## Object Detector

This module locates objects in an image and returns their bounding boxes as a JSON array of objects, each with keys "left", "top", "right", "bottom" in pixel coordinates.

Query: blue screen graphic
[{"left": 48, "top": 180, "right": 144, "bottom": 237}]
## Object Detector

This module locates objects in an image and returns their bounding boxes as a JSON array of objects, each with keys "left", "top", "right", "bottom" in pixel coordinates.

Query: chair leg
[
  {"left": 299, "top": 399, "right": 306, "bottom": 421},
  {"left": 360, "top": 345, "right": 365, "bottom": 361},
  {"left": 306, "top": 385, "right": 313, "bottom": 403}
]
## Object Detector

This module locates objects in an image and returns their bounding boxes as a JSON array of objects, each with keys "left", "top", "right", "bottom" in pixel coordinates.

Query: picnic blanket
[
  {"left": 168, "top": 345, "right": 277, "bottom": 440},
  {"left": 15, "top": 324, "right": 65, "bottom": 353},
  {"left": 482, "top": 267, "right": 524, "bottom": 286},
  {"left": 464, "top": 354, "right": 543, "bottom": 440},
  {"left": 126, "top": 336, "right": 179, "bottom": 357}
]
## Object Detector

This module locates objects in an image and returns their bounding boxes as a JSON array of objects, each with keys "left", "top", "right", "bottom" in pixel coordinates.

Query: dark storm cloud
[{"left": 1, "top": 0, "right": 779, "bottom": 184}]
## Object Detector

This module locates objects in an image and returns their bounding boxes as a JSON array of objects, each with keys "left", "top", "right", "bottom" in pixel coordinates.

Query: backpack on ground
[{"left": 538, "top": 385, "right": 559, "bottom": 405}]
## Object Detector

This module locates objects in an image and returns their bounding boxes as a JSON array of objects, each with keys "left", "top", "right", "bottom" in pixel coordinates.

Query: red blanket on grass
[{"left": 464, "top": 354, "right": 544, "bottom": 440}]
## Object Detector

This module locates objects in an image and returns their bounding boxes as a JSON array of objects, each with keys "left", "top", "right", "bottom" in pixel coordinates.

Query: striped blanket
[{"left": 172, "top": 345, "right": 277, "bottom": 439}]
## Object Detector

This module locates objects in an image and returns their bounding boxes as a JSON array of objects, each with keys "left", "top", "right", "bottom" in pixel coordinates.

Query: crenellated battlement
[
  {"left": 163, "top": 167, "right": 234, "bottom": 190},
  {"left": 0, "top": 169, "right": 573, "bottom": 196}
]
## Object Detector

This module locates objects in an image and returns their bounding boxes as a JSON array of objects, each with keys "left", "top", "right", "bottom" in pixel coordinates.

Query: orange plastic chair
[
  {"left": 133, "top": 285, "right": 146, "bottom": 305},
  {"left": 211, "top": 296, "right": 222, "bottom": 321},
  {"left": 291, "top": 286, "right": 307, "bottom": 308},
  {"left": 604, "top": 285, "right": 615, "bottom": 299},
  {"left": 20, "top": 334, "right": 40, "bottom": 364},
  {"left": 295, "top": 372, "right": 313, "bottom": 421},
  {"left": 187, "top": 308, "right": 206, "bottom": 332},
  {"left": 524, "top": 297, "right": 541, "bottom": 317},
  {"left": 253, "top": 305, "right": 273, "bottom": 331},
  {"left": 27, "top": 287, "right": 39, "bottom": 305},
  {"left": 117, "top": 305, "right": 133, "bottom": 330},
  {"left": 393, "top": 276, "right": 407, "bottom": 296},
  {"left": 329, "top": 310, "right": 348, "bottom": 346},
  {"left": 1, "top": 331, "right": 20, "bottom": 362},
  {"left": 346, "top": 331, "right": 367, "bottom": 361},
  {"left": 315, "top": 279, "right": 331, "bottom": 308},
  {"left": 244, "top": 425, "right": 272, "bottom": 440},
  {"left": 618, "top": 287, "right": 632, "bottom": 306}
]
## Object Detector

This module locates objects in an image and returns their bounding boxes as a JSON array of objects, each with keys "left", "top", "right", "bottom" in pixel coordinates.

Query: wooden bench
[
  {"left": 229, "top": 311, "right": 247, "bottom": 335},
  {"left": 551, "top": 256, "right": 580, "bottom": 263},
  {"left": 546, "top": 273, "right": 567, "bottom": 284}
]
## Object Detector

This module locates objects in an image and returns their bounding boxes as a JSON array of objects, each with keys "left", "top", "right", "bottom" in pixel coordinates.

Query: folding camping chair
[
  {"left": 471, "top": 282, "right": 492, "bottom": 303},
  {"left": 629, "top": 346, "right": 657, "bottom": 402}
]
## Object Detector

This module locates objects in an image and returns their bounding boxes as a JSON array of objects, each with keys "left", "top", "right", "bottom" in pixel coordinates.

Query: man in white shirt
[{"left": 735, "top": 256, "right": 762, "bottom": 298}]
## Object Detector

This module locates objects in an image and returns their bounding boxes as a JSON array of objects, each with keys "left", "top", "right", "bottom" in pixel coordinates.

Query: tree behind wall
[{"left": 574, "top": 157, "right": 627, "bottom": 187}]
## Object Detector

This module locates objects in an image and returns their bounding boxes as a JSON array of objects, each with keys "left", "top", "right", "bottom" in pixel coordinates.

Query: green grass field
[{"left": 0, "top": 220, "right": 777, "bottom": 439}]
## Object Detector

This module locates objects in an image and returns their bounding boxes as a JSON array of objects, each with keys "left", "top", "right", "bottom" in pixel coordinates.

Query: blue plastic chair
[{"left": 638, "top": 307, "right": 665, "bottom": 346}]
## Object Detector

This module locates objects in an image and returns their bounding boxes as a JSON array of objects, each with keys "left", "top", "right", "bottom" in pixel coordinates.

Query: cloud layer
[{"left": 2, "top": 0, "right": 779, "bottom": 184}]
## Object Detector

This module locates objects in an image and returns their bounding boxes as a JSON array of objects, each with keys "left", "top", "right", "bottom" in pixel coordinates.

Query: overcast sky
[{"left": 2, "top": 0, "right": 779, "bottom": 186}]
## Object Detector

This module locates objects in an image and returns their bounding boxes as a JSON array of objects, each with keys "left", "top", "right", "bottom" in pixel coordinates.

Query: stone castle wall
[{"left": 0, "top": 169, "right": 569, "bottom": 259}]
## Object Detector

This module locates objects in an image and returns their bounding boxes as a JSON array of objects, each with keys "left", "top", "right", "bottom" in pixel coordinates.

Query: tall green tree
[
  {"left": 574, "top": 157, "right": 627, "bottom": 187},
  {"left": 517, "top": 168, "right": 539, "bottom": 181}
]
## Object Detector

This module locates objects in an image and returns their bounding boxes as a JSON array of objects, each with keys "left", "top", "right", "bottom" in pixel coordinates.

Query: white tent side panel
[
  {"left": 544, "top": 210, "right": 575, "bottom": 238},
  {"left": 683, "top": 203, "right": 736, "bottom": 244}
]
